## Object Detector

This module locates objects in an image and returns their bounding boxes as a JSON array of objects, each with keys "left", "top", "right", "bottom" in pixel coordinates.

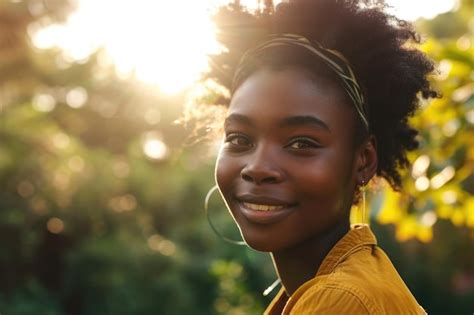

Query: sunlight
[
  {"left": 32, "top": 0, "right": 222, "bottom": 94},
  {"left": 30, "top": 0, "right": 458, "bottom": 94},
  {"left": 142, "top": 132, "right": 168, "bottom": 160},
  {"left": 386, "top": 0, "right": 458, "bottom": 21}
]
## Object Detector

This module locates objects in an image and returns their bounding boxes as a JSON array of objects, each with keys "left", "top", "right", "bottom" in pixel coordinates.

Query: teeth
[{"left": 243, "top": 202, "right": 285, "bottom": 211}]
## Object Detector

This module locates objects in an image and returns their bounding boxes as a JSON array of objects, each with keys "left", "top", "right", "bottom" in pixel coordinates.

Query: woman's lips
[{"left": 237, "top": 200, "right": 297, "bottom": 224}]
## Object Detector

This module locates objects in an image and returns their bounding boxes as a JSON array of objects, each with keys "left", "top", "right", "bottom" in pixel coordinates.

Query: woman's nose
[{"left": 240, "top": 149, "right": 284, "bottom": 185}]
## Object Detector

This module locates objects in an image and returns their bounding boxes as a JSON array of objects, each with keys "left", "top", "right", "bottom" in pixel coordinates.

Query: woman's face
[{"left": 215, "top": 68, "right": 363, "bottom": 252}]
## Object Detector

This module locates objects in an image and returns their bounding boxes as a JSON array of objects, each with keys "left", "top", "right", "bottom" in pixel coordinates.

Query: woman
[{"left": 206, "top": 0, "right": 437, "bottom": 313}]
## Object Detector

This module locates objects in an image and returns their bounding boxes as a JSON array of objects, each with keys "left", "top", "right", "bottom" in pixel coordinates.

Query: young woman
[{"left": 206, "top": 0, "right": 437, "bottom": 313}]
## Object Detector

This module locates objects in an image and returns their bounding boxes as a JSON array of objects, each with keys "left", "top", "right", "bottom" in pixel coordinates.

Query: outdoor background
[{"left": 0, "top": 0, "right": 473, "bottom": 314}]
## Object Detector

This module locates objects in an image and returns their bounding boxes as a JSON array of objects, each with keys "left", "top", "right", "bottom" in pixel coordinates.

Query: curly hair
[{"left": 203, "top": 0, "right": 438, "bottom": 191}]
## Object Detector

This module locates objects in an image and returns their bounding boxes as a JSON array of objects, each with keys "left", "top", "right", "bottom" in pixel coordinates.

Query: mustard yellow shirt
[{"left": 264, "top": 225, "right": 427, "bottom": 314}]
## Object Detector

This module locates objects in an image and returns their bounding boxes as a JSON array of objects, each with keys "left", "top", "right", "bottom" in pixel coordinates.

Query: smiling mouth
[
  {"left": 237, "top": 200, "right": 296, "bottom": 224},
  {"left": 242, "top": 202, "right": 286, "bottom": 211}
]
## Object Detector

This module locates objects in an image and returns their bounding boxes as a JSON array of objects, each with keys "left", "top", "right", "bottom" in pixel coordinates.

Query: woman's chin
[{"left": 241, "top": 231, "right": 288, "bottom": 253}]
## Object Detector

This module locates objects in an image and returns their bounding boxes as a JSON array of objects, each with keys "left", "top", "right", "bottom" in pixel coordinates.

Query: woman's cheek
[
  {"left": 294, "top": 163, "right": 345, "bottom": 205},
  {"left": 215, "top": 154, "right": 236, "bottom": 194}
]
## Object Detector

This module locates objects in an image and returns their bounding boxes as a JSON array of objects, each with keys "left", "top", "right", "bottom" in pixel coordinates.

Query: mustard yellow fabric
[{"left": 264, "top": 225, "right": 427, "bottom": 314}]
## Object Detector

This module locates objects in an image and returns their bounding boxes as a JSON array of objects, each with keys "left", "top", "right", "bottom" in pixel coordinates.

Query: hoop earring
[
  {"left": 205, "top": 185, "right": 247, "bottom": 246},
  {"left": 205, "top": 186, "right": 278, "bottom": 296}
]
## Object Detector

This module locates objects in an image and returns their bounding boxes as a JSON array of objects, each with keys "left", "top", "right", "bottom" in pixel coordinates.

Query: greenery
[{"left": 0, "top": 0, "right": 472, "bottom": 314}]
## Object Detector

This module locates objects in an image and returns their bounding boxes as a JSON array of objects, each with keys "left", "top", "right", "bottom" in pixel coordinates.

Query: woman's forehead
[{"left": 228, "top": 68, "right": 355, "bottom": 127}]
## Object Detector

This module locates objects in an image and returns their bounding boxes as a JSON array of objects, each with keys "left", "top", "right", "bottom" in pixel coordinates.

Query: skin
[{"left": 215, "top": 67, "right": 377, "bottom": 296}]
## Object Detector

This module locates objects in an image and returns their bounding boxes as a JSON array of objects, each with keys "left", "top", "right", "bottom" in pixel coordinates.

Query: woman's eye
[
  {"left": 224, "top": 134, "right": 252, "bottom": 148},
  {"left": 287, "top": 138, "right": 320, "bottom": 150}
]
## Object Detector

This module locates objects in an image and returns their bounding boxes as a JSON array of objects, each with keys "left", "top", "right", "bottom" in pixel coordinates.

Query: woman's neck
[{"left": 270, "top": 220, "right": 350, "bottom": 296}]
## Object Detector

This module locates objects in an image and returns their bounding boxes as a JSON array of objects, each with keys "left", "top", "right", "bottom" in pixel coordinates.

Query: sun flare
[{"left": 32, "top": 0, "right": 224, "bottom": 94}]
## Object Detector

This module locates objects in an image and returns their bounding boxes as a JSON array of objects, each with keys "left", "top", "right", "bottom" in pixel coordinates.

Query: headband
[{"left": 233, "top": 33, "right": 369, "bottom": 130}]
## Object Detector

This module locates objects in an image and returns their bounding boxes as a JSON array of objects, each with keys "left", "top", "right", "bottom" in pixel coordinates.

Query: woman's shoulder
[{"left": 287, "top": 245, "right": 427, "bottom": 314}]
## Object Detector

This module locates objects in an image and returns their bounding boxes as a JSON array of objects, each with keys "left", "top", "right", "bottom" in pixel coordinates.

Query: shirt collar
[
  {"left": 264, "top": 224, "right": 377, "bottom": 315},
  {"left": 316, "top": 224, "right": 377, "bottom": 276}
]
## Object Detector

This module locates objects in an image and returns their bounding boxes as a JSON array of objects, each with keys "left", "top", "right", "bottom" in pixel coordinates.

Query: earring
[
  {"left": 205, "top": 185, "right": 247, "bottom": 246},
  {"left": 360, "top": 180, "right": 368, "bottom": 226},
  {"left": 205, "top": 186, "right": 279, "bottom": 296}
]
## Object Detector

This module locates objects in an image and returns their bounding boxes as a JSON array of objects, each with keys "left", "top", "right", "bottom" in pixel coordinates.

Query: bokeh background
[{"left": 0, "top": 0, "right": 473, "bottom": 314}]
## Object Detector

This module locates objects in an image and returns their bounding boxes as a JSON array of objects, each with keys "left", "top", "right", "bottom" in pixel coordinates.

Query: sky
[{"left": 31, "top": 0, "right": 459, "bottom": 94}]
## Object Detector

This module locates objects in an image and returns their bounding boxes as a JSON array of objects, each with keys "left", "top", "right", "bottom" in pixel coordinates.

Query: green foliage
[
  {"left": 374, "top": 1, "right": 474, "bottom": 242},
  {"left": 369, "top": 3, "right": 474, "bottom": 313}
]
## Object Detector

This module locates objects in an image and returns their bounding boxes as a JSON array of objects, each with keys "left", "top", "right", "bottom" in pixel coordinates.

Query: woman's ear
[{"left": 356, "top": 135, "right": 378, "bottom": 184}]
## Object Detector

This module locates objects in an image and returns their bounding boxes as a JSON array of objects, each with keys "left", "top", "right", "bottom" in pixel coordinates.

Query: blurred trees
[
  {"left": 0, "top": 0, "right": 472, "bottom": 314},
  {"left": 375, "top": 0, "right": 474, "bottom": 243},
  {"left": 0, "top": 0, "right": 272, "bottom": 314},
  {"left": 370, "top": 2, "right": 474, "bottom": 312}
]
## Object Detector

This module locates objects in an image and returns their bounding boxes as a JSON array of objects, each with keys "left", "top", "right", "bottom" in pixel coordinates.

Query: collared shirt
[{"left": 264, "top": 225, "right": 427, "bottom": 314}]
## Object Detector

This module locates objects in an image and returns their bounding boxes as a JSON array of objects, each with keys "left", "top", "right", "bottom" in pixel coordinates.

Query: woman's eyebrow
[
  {"left": 224, "top": 113, "right": 254, "bottom": 127},
  {"left": 278, "top": 115, "right": 331, "bottom": 132}
]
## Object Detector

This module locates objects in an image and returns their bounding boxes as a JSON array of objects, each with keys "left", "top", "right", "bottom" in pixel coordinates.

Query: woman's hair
[{"left": 200, "top": 0, "right": 438, "bottom": 191}]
